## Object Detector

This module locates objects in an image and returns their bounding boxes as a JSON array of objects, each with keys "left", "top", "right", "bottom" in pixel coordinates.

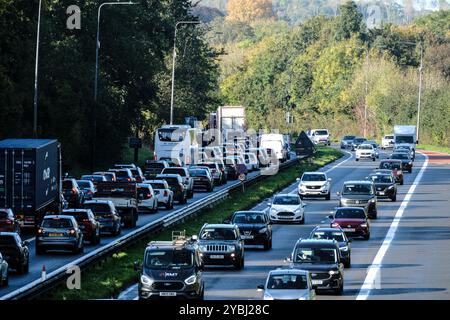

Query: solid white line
[{"left": 356, "top": 152, "right": 429, "bottom": 300}]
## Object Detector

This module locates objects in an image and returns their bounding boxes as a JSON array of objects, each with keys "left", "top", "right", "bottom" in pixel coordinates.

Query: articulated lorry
[{"left": 0, "top": 139, "right": 63, "bottom": 228}]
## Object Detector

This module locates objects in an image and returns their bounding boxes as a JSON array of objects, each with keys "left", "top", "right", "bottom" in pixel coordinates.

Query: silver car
[
  {"left": 0, "top": 252, "right": 8, "bottom": 287},
  {"left": 257, "top": 269, "right": 315, "bottom": 300}
]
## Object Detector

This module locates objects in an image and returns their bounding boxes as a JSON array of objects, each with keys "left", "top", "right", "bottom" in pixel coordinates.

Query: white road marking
[{"left": 356, "top": 152, "right": 429, "bottom": 300}]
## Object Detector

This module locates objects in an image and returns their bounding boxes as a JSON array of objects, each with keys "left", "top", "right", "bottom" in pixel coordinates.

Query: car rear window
[
  {"left": 0, "top": 211, "right": 10, "bottom": 219},
  {"left": 145, "top": 162, "right": 165, "bottom": 169},
  {"left": 84, "top": 204, "right": 111, "bottom": 214},
  {"left": 62, "top": 180, "right": 73, "bottom": 189},
  {"left": 315, "top": 130, "right": 328, "bottom": 135},
  {"left": 63, "top": 211, "right": 89, "bottom": 220},
  {"left": 189, "top": 169, "right": 208, "bottom": 177},
  {"left": 149, "top": 183, "right": 166, "bottom": 189},
  {"left": 77, "top": 181, "right": 91, "bottom": 188},
  {"left": 335, "top": 208, "right": 366, "bottom": 219},
  {"left": 0, "top": 235, "right": 16, "bottom": 246},
  {"left": 159, "top": 177, "right": 180, "bottom": 186},
  {"left": 162, "top": 168, "right": 186, "bottom": 176},
  {"left": 42, "top": 218, "right": 73, "bottom": 228}
]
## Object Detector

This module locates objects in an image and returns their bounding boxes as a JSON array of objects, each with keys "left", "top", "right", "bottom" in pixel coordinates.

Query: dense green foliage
[
  {"left": 208, "top": 4, "right": 450, "bottom": 147},
  {"left": 0, "top": 0, "right": 220, "bottom": 171}
]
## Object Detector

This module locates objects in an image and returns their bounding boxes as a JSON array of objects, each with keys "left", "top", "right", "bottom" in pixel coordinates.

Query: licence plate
[
  {"left": 159, "top": 292, "right": 176, "bottom": 297},
  {"left": 312, "top": 280, "right": 323, "bottom": 285},
  {"left": 49, "top": 233, "right": 64, "bottom": 237},
  {"left": 210, "top": 255, "right": 224, "bottom": 259},
  {"left": 241, "top": 235, "right": 254, "bottom": 239},
  {"left": 379, "top": 191, "right": 385, "bottom": 195},
  {"left": 343, "top": 228, "right": 355, "bottom": 232}
]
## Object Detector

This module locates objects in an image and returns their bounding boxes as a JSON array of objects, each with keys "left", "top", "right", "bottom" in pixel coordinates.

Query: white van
[
  {"left": 260, "top": 134, "right": 287, "bottom": 162},
  {"left": 309, "top": 129, "right": 330, "bottom": 146}
]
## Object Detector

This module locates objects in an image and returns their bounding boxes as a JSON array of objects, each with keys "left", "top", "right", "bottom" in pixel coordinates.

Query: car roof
[
  {"left": 295, "top": 239, "right": 338, "bottom": 247},
  {"left": 274, "top": 193, "right": 299, "bottom": 197},
  {"left": 380, "top": 159, "right": 402, "bottom": 163},
  {"left": 63, "top": 209, "right": 90, "bottom": 213},
  {"left": 43, "top": 215, "right": 76, "bottom": 221},
  {"left": 84, "top": 199, "right": 112, "bottom": 205},
  {"left": 156, "top": 173, "right": 181, "bottom": 178},
  {"left": 269, "top": 269, "right": 308, "bottom": 276},
  {"left": 312, "top": 227, "right": 344, "bottom": 233},
  {"left": 336, "top": 206, "right": 366, "bottom": 211},
  {"left": 0, "top": 232, "right": 17, "bottom": 237},
  {"left": 234, "top": 210, "right": 266, "bottom": 215},
  {"left": 203, "top": 224, "right": 236, "bottom": 229},
  {"left": 369, "top": 172, "right": 392, "bottom": 176},
  {"left": 302, "top": 171, "right": 325, "bottom": 175},
  {"left": 145, "top": 179, "right": 167, "bottom": 184},
  {"left": 343, "top": 180, "right": 372, "bottom": 185}
]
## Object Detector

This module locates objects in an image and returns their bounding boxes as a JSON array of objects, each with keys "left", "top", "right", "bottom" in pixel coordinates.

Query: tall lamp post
[
  {"left": 169, "top": 21, "right": 201, "bottom": 125},
  {"left": 33, "top": 0, "right": 43, "bottom": 138}
]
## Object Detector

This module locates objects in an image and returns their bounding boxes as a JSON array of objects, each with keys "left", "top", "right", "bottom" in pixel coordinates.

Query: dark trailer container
[{"left": 0, "top": 139, "right": 61, "bottom": 228}]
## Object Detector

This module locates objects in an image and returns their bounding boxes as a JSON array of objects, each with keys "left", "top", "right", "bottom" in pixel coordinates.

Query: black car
[
  {"left": 135, "top": 235, "right": 204, "bottom": 300},
  {"left": 351, "top": 137, "right": 367, "bottom": 151},
  {"left": 390, "top": 152, "right": 413, "bottom": 173},
  {"left": 309, "top": 227, "right": 351, "bottom": 268},
  {"left": 156, "top": 174, "right": 187, "bottom": 204},
  {"left": 367, "top": 173, "right": 397, "bottom": 201},
  {"left": 161, "top": 167, "right": 194, "bottom": 198},
  {"left": 197, "top": 162, "right": 224, "bottom": 185},
  {"left": 62, "top": 209, "right": 101, "bottom": 244},
  {"left": 227, "top": 211, "right": 272, "bottom": 250},
  {"left": 379, "top": 160, "right": 404, "bottom": 185},
  {"left": 36, "top": 215, "right": 84, "bottom": 254},
  {"left": 144, "top": 160, "right": 169, "bottom": 180},
  {"left": 62, "top": 179, "right": 84, "bottom": 208},
  {"left": 289, "top": 239, "right": 344, "bottom": 294},
  {"left": 197, "top": 224, "right": 244, "bottom": 270},
  {"left": 83, "top": 200, "right": 121, "bottom": 236},
  {"left": 189, "top": 168, "right": 214, "bottom": 192},
  {"left": 0, "top": 232, "right": 30, "bottom": 274},
  {"left": 340, "top": 135, "right": 356, "bottom": 149},
  {"left": 337, "top": 180, "right": 378, "bottom": 219}
]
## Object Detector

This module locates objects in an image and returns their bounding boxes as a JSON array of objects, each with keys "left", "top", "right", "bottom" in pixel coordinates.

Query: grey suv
[{"left": 337, "top": 181, "right": 378, "bottom": 219}]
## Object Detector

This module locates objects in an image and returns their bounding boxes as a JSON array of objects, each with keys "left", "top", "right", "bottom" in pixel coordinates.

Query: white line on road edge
[{"left": 356, "top": 153, "right": 429, "bottom": 300}]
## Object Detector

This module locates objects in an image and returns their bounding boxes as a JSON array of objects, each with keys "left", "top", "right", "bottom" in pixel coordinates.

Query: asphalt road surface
[{"left": 119, "top": 148, "right": 450, "bottom": 300}]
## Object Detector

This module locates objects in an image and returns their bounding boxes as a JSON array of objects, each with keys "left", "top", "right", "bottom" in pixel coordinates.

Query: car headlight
[
  {"left": 341, "top": 198, "right": 348, "bottom": 204},
  {"left": 298, "top": 296, "right": 307, "bottom": 300},
  {"left": 227, "top": 245, "right": 236, "bottom": 252},
  {"left": 258, "top": 227, "right": 267, "bottom": 234},
  {"left": 140, "top": 275, "right": 154, "bottom": 286},
  {"left": 270, "top": 208, "right": 277, "bottom": 214},
  {"left": 387, "top": 185, "right": 394, "bottom": 190},
  {"left": 370, "top": 198, "right": 376, "bottom": 203},
  {"left": 263, "top": 292, "right": 274, "bottom": 300},
  {"left": 329, "top": 270, "right": 339, "bottom": 275},
  {"left": 198, "top": 245, "right": 207, "bottom": 252},
  {"left": 360, "top": 223, "right": 368, "bottom": 228},
  {"left": 340, "top": 246, "right": 349, "bottom": 252},
  {"left": 184, "top": 275, "right": 197, "bottom": 285}
]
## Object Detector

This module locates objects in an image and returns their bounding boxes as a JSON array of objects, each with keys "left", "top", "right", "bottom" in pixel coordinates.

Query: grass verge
[
  {"left": 417, "top": 144, "right": 450, "bottom": 154},
  {"left": 40, "top": 147, "right": 343, "bottom": 300}
]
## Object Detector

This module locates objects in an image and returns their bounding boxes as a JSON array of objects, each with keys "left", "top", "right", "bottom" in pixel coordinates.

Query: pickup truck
[{"left": 94, "top": 182, "right": 139, "bottom": 228}]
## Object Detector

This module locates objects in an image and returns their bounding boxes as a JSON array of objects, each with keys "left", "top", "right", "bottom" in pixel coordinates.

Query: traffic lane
[
  {"left": 203, "top": 152, "right": 426, "bottom": 300},
  {"left": 0, "top": 164, "right": 266, "bottom": 296},
  {"left": 368, "top": 153, "right": 450, "bottom": 299}
]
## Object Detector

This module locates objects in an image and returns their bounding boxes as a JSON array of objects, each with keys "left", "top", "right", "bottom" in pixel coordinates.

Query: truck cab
[{"left": 394, "top": 125, "right": 417, "bottom": 155}]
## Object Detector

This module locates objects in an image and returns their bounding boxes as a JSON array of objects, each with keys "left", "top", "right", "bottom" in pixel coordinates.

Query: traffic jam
[{"left": 0, "top": 122, "right": 420, "bottom": 299}]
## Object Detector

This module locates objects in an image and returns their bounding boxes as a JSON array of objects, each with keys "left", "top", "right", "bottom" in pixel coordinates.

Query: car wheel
[
  {"left": 198, "top": 286, "right": 205, "bottom": 300},
  {"left": 400, "top": 180, "right": 404, "bottom": 185},
  {"left": 356, "top": 158, "right": 359, "bottom": 161},
  {"left": 335, "top": 285, "right": 344, "bottom": 295},
  {"left": 325, "top": 192, "right": 331, "bottom": 201},
  {"left": 370, "top": 211, "right": 377, "bottom": 219},
  {"left": 300, "top": 215, "right": 305, "bottom": 225},
  {"left": 391, "top": 195, "right": 397, "bottom": 202},
  {"left": 263, "top": 239, "right": 271, "bottom": 251},
  {"left": 364, "top": 233, "right": 370, "bottom": 240},
  {"left": 372, "top": 158, "right": 376, "bottom": 161},
  {"left": 299, "top": 194, "right": 304, "bottom": 200},
  {"left": 409, "top": 169, "right": 412, "bottom": 173},
  {"left": 344, "top": 258, "right": 351, "bottom": 268}
]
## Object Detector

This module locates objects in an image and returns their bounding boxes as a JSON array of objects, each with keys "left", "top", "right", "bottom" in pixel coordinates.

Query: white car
[
  {"left": 365, "top": 140, "right": 380, "bottom": 158},
  {"left": 268, "top": 194, "right": 306, "bottom": 224},
  {"left": 309, "top": 129, "right": 331, "bottom": 146},
  {"left": 144, "top": 180, "right": 174, "bottom": 210},
  {"left": 297, "top": 172, "right": 331, "bottom": 200},
  {"left": 0, "top": 252, "right": 8, "bottom": 287},
  {"left": 257, "top": 269, "right": 315, "bottom": 300},
  {"left": 355, "top": 144, "right": 376, "bottom": 161},
  {"left": 137, "top": 183, "right": 158, "bottom": 213},
  {"left": 381, "top": 135, "right": 394, "bottom": 149},
  {"left": 244, "top": 152, "right": 259, "bottom": 171}
]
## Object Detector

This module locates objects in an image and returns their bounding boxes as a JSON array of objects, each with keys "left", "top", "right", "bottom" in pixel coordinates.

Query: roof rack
[{"left": 147, "top": 230, "right": 194, "bottom": 248}]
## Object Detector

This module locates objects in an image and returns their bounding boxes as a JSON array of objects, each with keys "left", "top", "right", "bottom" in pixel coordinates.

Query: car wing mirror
[
  {"left": 328, "top": 178, "right": 332, "bottom": 182},
  {"left": 23, "top": 240, "right": 30, "bottom": 247},
  {"left": 336, "top": 192, "right": 340, "bottom": 196},
  {"left": 284, "top": 257, "right": 292, "bottom": 263},
  {"left": 348, "top": 238, "right": 353, "bottom": 243},
  {"left": 328, "top": 215, "right": 334, "bottom": 219},
  {"left": 133, "top": 261, "right": 142, "bottom": 272},
  {"left": 257, "top": 285, "right": 264, "bottom": 291},
  {"left": 191, "top": 235, "right": 198, "bottom": 241},
  {"left": 296, "top": 178, "right": 300, "bottom": 181}
]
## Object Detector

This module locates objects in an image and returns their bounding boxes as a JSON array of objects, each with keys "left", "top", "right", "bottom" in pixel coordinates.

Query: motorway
[
  {"left": 0, "top": 161, "right": 278, "bottom": 298},
  {"left": 119, "top": 148, "right": 450, "bottom": 300}
]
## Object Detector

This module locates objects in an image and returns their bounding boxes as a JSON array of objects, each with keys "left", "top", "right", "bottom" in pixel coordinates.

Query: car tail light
[
  {"left": 127, "top": 178, "right": 131, "bottom": 182},
  {"left": 5, "top": 219, "right": 12, "bottom": 225},
  {"left": 331, "top": 223, "right": 340, "bottom": 228},
  {"left": 72, "top": 188, "right": 77, "bottom": 194},
  {"left": 146, "top": 193, "right": 152, "bottom": 199},
  {"left": 82, "top": 218, "right": 90, "bottom": 223}
]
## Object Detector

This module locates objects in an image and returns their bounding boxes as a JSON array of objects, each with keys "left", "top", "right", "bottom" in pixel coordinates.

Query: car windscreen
[
  {"left": 0, "top": 235, "right": 16, "bottom": 246},
  {"left": 294, "top": 247, "right": 337, "bottom": 264},
  {"left": 335, "top": 208, "right": 366, "bottom": 219},
  {"left": 200, "top": 228, "right": 237, "bottom": 240},
  {"left": 395, "top": 136, "right": 414, "bottom": 144},
  {"left": 62, "top": 180, "right": 73, "bottom": 189},
  {"left": 343, "top": 136, "right": 355, "bottom": 140},
  {"left": 273, "top": 196, "right": 300, "bottom": 205},
  {"left": 42, "top": 218, "right": 73, "bottom": 228},
  {"left": 159, "top": 177, "right": 180, "bottom": 186},
  {"left": 84, "top": 204, "right": 111, "bottom": 214},
  {"left": 232, "top": 212, "right": 265, "bottom": 224},
  {"left": 267, "top": 274, "right": 308, "bottom": 290},
  {"left": 63, "top": 211, "right": 88, "bottom": 220},
  {"left": 315, "top": 130, "right": 328, "bottom": 135},
  {"left": 391, "top": 153, "right": 409, "bottom": 160},
  {"left": 342, "top": 184, "right": 373, "bottom": 195},
  {"left": 302, "top": 174, "right": 326, "bottom": 181},
  {"left": 145, "top": 249, "right": 193, "bottom": 269},
  {"left": 311, "top": 231, "right": 345, "bottom": 242},
  {"left": 385, "top": 136, "right": 394, "bottom": 139},
  {"left": 189, "top": 169, "right": 208, "bottom": 177},
  {"left": 358, "top": 145, "right": 373, "bottom": 150},
  {"left": 380, "top": 162, "right": 401, "bottom": 170},
  {"left": 77, "top": 181, "right": 92, "bottom": 188},
  {"left": 370, "top": 175, "right": 393, "bottom": 183},
  {"left": 163, "top": 168, "right": 186, "bottom": 176},
  {"left": 149, "top": 183, "right": 166, "bottom": 189},
  {"left": 113, "top": 170, "right": 129, "bottom": 178}
]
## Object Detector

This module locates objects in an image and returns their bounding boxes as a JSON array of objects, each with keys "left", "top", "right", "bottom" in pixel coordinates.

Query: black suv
[
  {"left": 62, "top": 179, "right": 84, "bottom": 208},
  {"left": 197, "top": 224, "right": 245, "bottom": 270},
  {"left": 161, "top": 167, "right": 194, "bottom": 198},
  {"left": 289, "top": 239, "right": 344, "bottom": 294},
  {"left": 351, "top": 137, "right": 367, "bottom": 151},
  {"left": 135, "top": 234, "right": 204, "bottom": 300},
  {"left": 390, "top": 152, "right": 413, "bottom": 173},
  {"left": 144, "top": 160, "right": 169, "bottom": 180},
  {"left": 367, "top": 172, "right": 397, "bottom": 202},
  {"left": 337, "top": 180, "right": 378, "bottom": 219},
  {"left": 156, "top": 174, "right": 187, "bottom": 204},
  {"left": 309, "top": 227, "right": 352, "bottom": 268},
  {"left": 226, "top": 211, "right": 272, "bottom": 250},
  {"left": 0, "top": 232, "right": 30, "bottom": 274}
]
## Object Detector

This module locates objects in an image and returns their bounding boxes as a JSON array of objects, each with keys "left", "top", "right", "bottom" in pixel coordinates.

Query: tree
[
  {"left": 226, "top": 0, "right": 276, "bottom": 23},
  {"left": 334, "top": 1, "right": 365, "bottom": 40}
]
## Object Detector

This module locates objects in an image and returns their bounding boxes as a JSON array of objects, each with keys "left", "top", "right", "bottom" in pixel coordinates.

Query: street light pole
[
  {"left": 33, "top": 0, "right": 43, "bottom": 139},
  {"left": 364, "top": 49, "right": 369, "bottom": 138},
  {"left": 170, "top": 21, "right": 201, "bottom": 125},
  {"left": 416, "top": 45, "right": 423, "bottom": 143},
  {"left": 91, "top": 1, "right": 135, "bottom": 171}
]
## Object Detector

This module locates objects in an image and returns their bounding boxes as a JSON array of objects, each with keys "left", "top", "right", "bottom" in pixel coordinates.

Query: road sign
[{"left": 129, "top": 137, "right": 142, "bottom": 149}]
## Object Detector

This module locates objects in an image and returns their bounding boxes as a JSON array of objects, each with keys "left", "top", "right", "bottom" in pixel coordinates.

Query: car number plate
[
  {"left": 159, "top": 292, "right": 176, "bottom": 297},
  {"left": 49, "top": 233, "right": 64, "bottom": 237},
  {"left": 210, "top": 255, "right": 224, "bottom": 259},
  {"left": 379, "top": 191, "right": 385, "bottom": 195},
  {"left": 343, "top": 228, "right": 355, "bottom": 232},
  {"left": 311, "top": 280, "right": 323, "bottom": 285},
  {"left": 241, "top": 235, "right": 254, "bottom": 239}
]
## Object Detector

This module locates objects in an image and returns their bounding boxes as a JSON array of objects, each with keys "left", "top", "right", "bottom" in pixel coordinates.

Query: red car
[
  {"left": 61, "top": 209, "right": 101, "bottom": 245},
  {"left": 0, "top": 209, "right": 20, "bottom": 233},
  {"left": 328, "top": 207, "right": 370, "bottom": 240}
]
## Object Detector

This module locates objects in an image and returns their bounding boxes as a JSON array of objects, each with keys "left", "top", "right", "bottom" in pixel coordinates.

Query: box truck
[
  {"left": 394, "top": 125, "right": 417, "bottom": 153},
  {"left": 0, "top": 139, "right": 62, "bottom": 228}
]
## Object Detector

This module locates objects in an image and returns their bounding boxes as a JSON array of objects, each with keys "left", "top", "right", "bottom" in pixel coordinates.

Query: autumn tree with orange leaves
[{"left": 226, "top": 0, "right": 276, "bottom": 23}]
